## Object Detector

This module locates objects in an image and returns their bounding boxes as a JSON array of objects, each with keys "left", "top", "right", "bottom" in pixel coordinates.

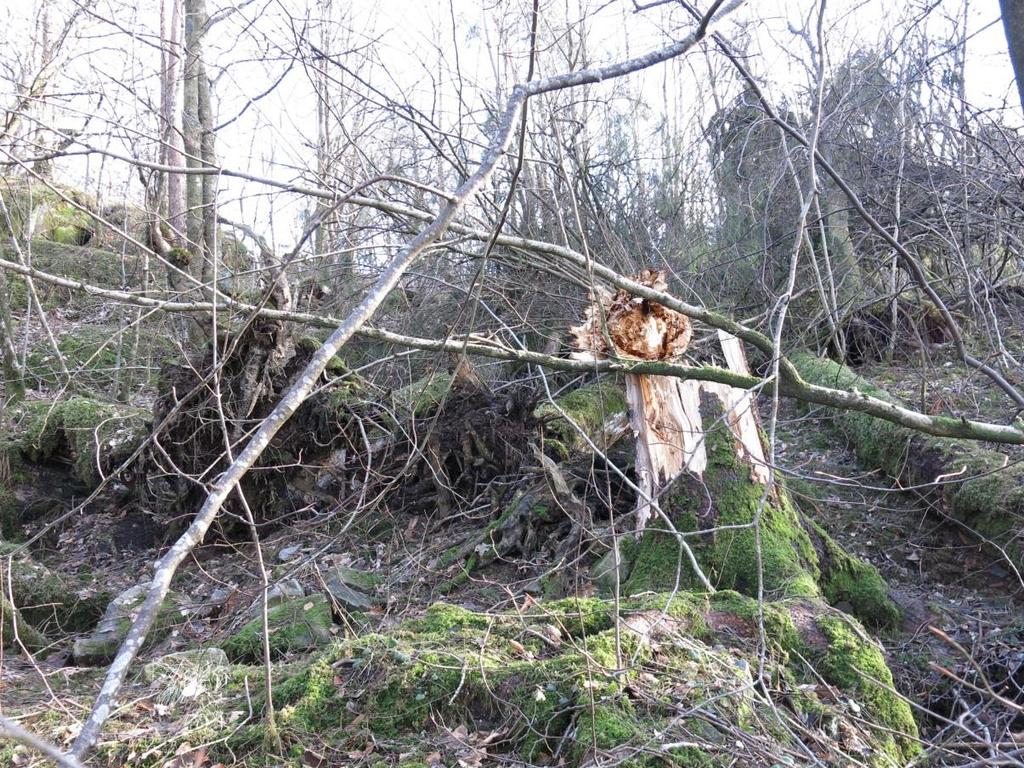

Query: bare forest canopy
[{"left": 1, "top": 1, "right": 1024, "bottom": 767}]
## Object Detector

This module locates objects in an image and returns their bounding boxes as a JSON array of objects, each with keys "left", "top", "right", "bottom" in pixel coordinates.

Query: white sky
[{"left": 1, "top": 0, "right": 1018, "bottom": 248}]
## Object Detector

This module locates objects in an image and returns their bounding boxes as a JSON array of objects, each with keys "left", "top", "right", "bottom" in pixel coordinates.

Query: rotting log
[{"left": 793, "top": 352, "right": 1024, "bottom": 577}]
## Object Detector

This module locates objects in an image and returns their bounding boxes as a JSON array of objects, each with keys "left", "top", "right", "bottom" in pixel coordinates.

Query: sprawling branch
[{"left": 2, "top": 251, "right": 1022, "bottom": 446}]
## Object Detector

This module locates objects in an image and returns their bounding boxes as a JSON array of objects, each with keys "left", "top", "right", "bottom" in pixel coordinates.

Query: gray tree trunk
[{"left": 1001, "top": 0, "right": 1024, "bottom": 114}]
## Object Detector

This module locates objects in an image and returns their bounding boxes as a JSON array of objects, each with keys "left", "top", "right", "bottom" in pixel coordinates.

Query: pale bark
[
  {"left": 182, "top": 0, "right": 205, "bottom": 267},
  {"left": 159, "top": 0, "right": 186, "bottom": 237}
]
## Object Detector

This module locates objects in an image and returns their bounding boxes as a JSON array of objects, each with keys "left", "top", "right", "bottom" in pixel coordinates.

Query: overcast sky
[{"left": 2, "top": 0, "right": 1018, "bottom": 249}]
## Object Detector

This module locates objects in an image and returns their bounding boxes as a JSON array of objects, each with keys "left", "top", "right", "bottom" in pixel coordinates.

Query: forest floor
[
  {"left": 2, "top": 339, "right": 1023, "bottom": 765},
  {"left": 0, "top": 250, "right": 1019, "bottom": 765}
]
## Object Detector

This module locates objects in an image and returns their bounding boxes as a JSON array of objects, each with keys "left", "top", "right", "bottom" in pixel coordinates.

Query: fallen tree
[{"left": 793, "top": 352, "right": 1024, "bottom": 580}]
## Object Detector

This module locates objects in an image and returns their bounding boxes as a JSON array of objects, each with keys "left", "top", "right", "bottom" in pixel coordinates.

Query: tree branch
[{"left": 66, "top": 3, "right": 747, "bottom": 758}]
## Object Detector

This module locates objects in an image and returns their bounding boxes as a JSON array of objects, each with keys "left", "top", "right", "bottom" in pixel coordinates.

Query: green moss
[
  {"left": 277, "top": 655, "right": 345, "bottom": 732},
  {"left": 537, "top": 379, "right": 627, "bottom": 452},
  {"left": 577, "top": 698, "right": 641, "bottom": 752},
  {"left": 40, "top": 201, "right": 93, "bottom": 245},
  {"left": 392, "top": 372, "right": 454, "bottom": 417},
  {"left": 0, "top": 547, "right": 107, "bottom": 636},
  {"left": 0, "top": 593, "right": 48, "bottom": 650},
  {"left": 409, "top": 601, "right": 491, "bottom": 633},
  {"left": 533, "top": 597, "right": 616, "bottom": 636},
  {"left": 25, "top": 324, "right": 173, "bottom": 392},
  {"left": 295, "top": 336, "right": 351, "bottom": 378},
  {"left": 815, "top": 615, "right": 920, "bottom": 764},
  {"left": 191, "top": 593, "right": 918, "bottom": 766},
  {"left": 792, "top": 352, "right": 1024, "bottom": 571},
  {"left": 223, "top": 595, "right": 334, "bottom": 663},
  {"left": 624, "top": 422, "right": 821, "bottom": 601},
  {"left": 0, "top": 487, "right": 18, "bottom": 539},
  {"left": 809, "top": 521, "right": 900, "bottom": 631},
  {"left": 6, "top": 397, "right": 149, "bottom": 485}
]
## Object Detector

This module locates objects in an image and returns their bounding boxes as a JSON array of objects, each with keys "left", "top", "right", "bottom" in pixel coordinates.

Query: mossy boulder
[
  {"left": 0, "top": 181, "right": 92, "bottom": 242},
  {"left": 391, "top": 371, "right": 455, "bottom": 417},
  {"left": 221, "top": 594, "right": 334, "bottom": 663},
  {"left": 0, "top": 545, "right": 109, "bottom": 637},
  {"left": 252, "top": 594, "right": 917, "bottom": 767},
  {"left": 4, "top": 397, "right": 149, "bottom": 485},
  {"left": 0, "top": 594, "right": 48, "bottom": 651},
  {"left": 804, "top": 519, "right": 900, "bottom": 630},
  {"left": 536, "top": 378, "right": 627, "bottom": 454}
]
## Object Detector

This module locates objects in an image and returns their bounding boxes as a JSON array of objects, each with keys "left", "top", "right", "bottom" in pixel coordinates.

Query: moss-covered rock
[
  {"left": 222, "top": 594, "right": 334, "bottom": 663},
  {"left": 247, "top": 594, "right": 917, "bottom": 767},
  {"left": 0, "top": 593, "right": 48, "bottom": 651},
  {"left": 5, "top": 397, "right": 149, "bottom": 485},
  {"left": 72, "top": 584, "right": 184, "bottom": 666},
  {"left": 815, "top": 615, "right": 920, "bottom": 764},
  {"left": 391, "top": 371, "right": 455, "bottom": 417},
  {"left": 805, "top": 520, "right": 900, "bottom": 631},
  {"left": 0, "top": 544, "right": 109, "bottom": 636}
]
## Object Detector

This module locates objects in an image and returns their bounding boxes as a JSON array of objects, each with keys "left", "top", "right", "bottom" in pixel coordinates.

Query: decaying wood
[{"left": 571, "top": 271, "right": 770, "bottom": 532}]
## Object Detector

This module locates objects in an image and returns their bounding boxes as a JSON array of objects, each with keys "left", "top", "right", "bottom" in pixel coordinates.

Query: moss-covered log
[{"left": 793, "top": 352, "right": 1024, "bottom": 573}]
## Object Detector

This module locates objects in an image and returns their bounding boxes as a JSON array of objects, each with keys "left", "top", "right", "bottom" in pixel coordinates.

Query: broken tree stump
[
  {"left": 570, "top": 269, "right": 767, "bottom": 532},
  {"left": 570, "top": 270, "right": 900, "bottom": 627}
]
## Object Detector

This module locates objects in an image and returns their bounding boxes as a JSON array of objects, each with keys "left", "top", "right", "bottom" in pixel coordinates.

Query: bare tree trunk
[
  {"left": 198, "top": 54, "right": 217, "bottom": 290},
  {"left": 182, "top": 0, "right": 215, "bottom": 343},
  {"left": 159, "top": 0, "right": 186, "bottom": 238},
  {"left": 1000, "top": 0, "right": 1024, "bottom": 114},
  {"left": 0, "top": 270, "right": 22, "bottom": 401},
  {"left": 183, "top": 0, "right": 205, "bottom": 266}
]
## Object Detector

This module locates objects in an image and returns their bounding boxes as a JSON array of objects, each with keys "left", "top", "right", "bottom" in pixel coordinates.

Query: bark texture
[{"left": 1001, "top": 0, "right": 1024, "bottom": 114}]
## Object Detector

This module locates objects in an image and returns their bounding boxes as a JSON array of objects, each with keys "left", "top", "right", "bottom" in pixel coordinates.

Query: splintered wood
[{"left": 571, "top": 270, "right": 769, "bottom": 534}]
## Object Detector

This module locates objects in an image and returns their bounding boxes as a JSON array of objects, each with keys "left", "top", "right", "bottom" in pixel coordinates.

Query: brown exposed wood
[{"left": 571, "top": 270, "right": 770, "bottom": 533}]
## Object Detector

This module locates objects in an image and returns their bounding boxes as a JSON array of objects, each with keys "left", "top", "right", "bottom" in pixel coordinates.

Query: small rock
[
  {"left": 325, "top": 578, "right": 373, "bottom": 610},
  {"left": 266, "top": 578, "right": 305, "bottom": 606},
  {"left": 278, "top": 545, "right": 302, "bottom": 562},
  {"left": 73, "top": 584, "right": 182, "bottom": 666},
  {"left": 327, "top": 565, "right": 377, "bottom": 592},
  {"left": 591, "top": 545, "right": 633, "bottom": 594},
  {"left": 221, "top": 594, "right": 333, "bottom": 663},
  {"left": 522, "top": 579, "right": 544, "bottom": 594}
]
